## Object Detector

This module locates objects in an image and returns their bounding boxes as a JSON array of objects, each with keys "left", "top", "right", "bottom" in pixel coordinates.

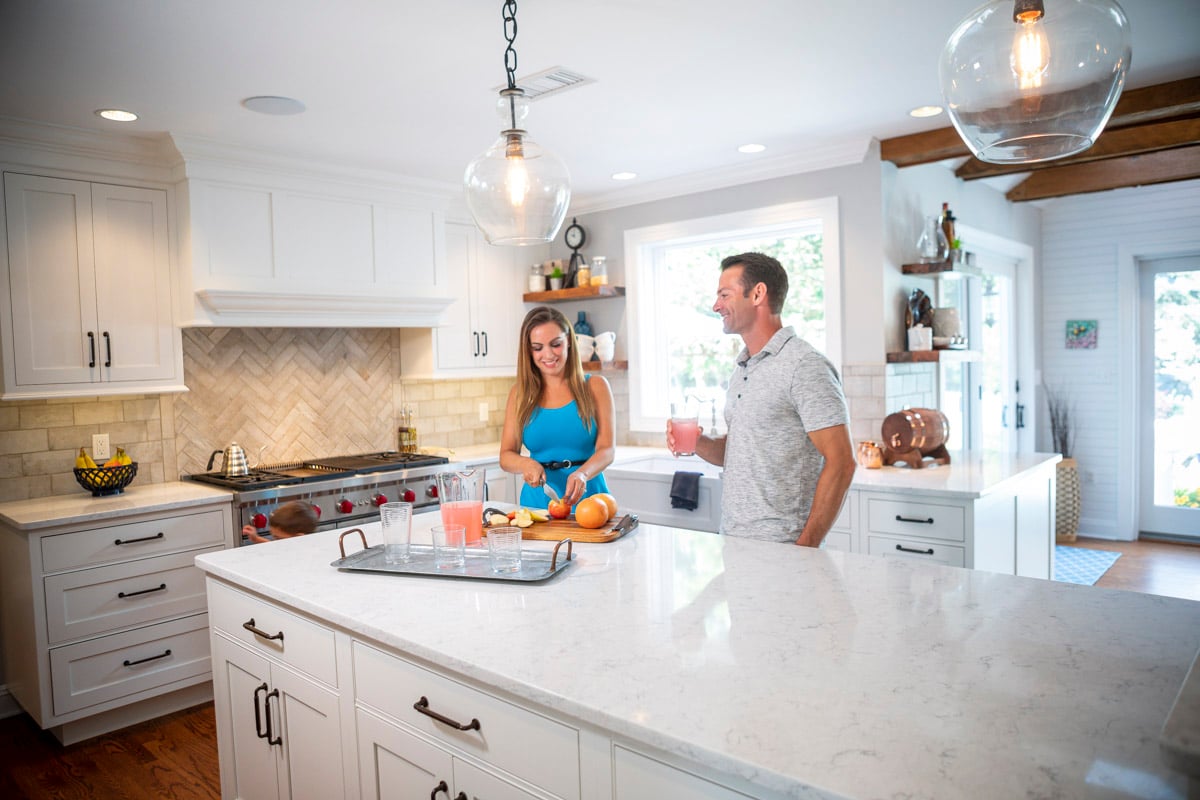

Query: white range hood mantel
[{"left": 192, "top": 289, "right": 453, "bottom": 328}]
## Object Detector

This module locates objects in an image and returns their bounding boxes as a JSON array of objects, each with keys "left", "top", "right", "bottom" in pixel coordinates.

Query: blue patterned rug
[{"left": 1055, "top": 545, "right": 1121, "bottom": 586}]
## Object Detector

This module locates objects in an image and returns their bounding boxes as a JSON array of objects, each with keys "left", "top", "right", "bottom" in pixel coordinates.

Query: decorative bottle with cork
[{"left": 940, "top": 203, "right": 957, "bottom": 252}]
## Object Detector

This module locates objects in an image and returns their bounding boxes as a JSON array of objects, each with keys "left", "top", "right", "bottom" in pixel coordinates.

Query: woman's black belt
[{"left": 540, "top": 460, "right": 579, "bottom": 470}]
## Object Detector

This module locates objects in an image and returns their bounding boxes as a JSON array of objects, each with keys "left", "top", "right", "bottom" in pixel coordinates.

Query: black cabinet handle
[
  {"left": 896, "top": 544, "right": 936, "bottom": 555},
  {"left": 895, "top": 515, "right": 934, "bottom": 524},
  {"left": 481, "top": 331, "right": 488, "bottom": 357},
  {"left": 473, "top": 332, "right": 480, "bottom": 357},
  {"left": 254, "top": 682, "right": 270, "bottom": 739},
  {"left": 413, "top": 696, "right": 481, "bottom": 731},
  {"left": 243, "top": 618, "right": 284, "bottom": 642},
  {"left": 123, "top": 648, "right": 171, "bottom": 667},
  {"left": 114, "top": 531, "right": 165, "bottom": 545},
  {"left": 87, "top": 331, "right": 96, "bottom": 368},
  {"left": 430, "top": 781, "right": 449, "bottom": 800},
  {"left": 454, "top": 794, "right": 467, "bottom": 800},
  {"left": 1016, "top": 403, "right": 1026, "bottom": 429},
  {"left": 265, "top": 688, "right": 282, "bottom": 746},
  {"left": 103, "top": 331, "right": 112, "bottom": 367},
  {"left": 118, "top": 582, "right": 166, "bottom": 599}
]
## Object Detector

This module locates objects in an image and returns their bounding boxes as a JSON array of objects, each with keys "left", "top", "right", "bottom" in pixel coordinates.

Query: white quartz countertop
[
  {"left": 195, "top": 514, "right": 1199, "bottom": 799},
  {"left": 0, "top": 481, "right": 233, "bottom": 530}
]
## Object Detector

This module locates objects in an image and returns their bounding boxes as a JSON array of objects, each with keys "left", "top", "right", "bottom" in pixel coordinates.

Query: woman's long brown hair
[{"left": 515, "top": 306, "right": 597, "bottom": 433}]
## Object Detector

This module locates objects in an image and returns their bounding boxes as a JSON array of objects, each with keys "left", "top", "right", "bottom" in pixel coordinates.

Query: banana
[
  {"left": 117, "top": 447, "right": 132, "bottom": 466},
  {"left": 75, "top": 447, "right": 98, "bottom": 469}
]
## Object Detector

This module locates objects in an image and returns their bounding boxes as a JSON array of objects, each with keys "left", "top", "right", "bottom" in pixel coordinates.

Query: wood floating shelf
[
  {"left": 901, "top": 255, "right": 978, "bottom": 275},
  {"left": 522, "top": 285, "right": 625, "bottom": 303},
  {"left": 887, "top": 349, "right": 981, "bottom": 363},
  {"left": 582, "top": 360, "right": 627, "bottom": 372}
]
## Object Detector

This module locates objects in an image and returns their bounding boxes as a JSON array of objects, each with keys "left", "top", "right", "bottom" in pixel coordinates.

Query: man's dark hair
[
  {"left": 720, "top": 252, "right": 788, "bottom": 315},
  {"left": 270, "top": 500, "right": 319, "bottom": 535}
]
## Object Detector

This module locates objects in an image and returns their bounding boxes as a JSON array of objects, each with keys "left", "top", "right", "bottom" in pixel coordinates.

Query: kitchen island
[{"left": 195, "top": 514, "right": 1199, "bottom": 799}]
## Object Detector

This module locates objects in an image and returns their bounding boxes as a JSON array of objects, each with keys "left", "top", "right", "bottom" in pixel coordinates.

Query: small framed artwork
[{"left": 1066, "top": 320, "right": 1098, "bottom": 349}]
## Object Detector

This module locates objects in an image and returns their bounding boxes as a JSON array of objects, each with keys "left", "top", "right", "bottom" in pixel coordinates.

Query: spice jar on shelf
[
  {"left": 528, "top": 263, "right": 545, "bottom": 292},
  {"left": 590, "top": 256, "right": 608, "bottom": 286},
  {"left": 574, "top": 258, "right": 591, "bottom": 288}
]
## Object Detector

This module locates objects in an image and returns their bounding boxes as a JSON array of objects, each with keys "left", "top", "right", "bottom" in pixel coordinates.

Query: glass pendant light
[
  {"left": 464, "top": 1, "right": 570, "bottom": 246},
  {"left": 939, "top": 0, "right": 1131, "bottom": 164}
]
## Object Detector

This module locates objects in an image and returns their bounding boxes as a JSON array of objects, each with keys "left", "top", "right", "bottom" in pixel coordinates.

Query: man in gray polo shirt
[{"left": 667, "top": 252, "right": 855, "bottom": 546}]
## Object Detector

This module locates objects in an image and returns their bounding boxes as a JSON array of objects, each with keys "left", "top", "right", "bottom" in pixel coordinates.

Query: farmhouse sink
[{"left": 606, "top": 454, "right": 722, "bottom": 532}]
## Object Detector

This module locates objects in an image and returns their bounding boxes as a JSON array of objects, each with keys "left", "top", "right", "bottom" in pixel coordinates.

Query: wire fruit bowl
[{"left": 74, "top": 463, "right": 138, "bottom": 496}]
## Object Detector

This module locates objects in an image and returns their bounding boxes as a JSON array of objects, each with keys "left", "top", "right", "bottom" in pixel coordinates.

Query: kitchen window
[{"left": 624, "top": 198, "right": 842, "bottom": 434}]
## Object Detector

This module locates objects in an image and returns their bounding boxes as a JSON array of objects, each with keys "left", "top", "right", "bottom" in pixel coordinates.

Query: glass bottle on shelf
[
  {"left": 528, "top": 263, "right": 545, "bottom": 292},
  {"left": 590, "top": 256, "right": 608, "bottom": 286},
  {"left": 916, "top": 216, "right": 949, "bottom": 263},
  {"left": 573, "top": 311, "right": 593, "bottom": 337}
]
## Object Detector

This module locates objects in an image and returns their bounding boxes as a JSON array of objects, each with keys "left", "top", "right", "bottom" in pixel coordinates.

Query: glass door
[
  {"left": 977, "top": 263, "right": 1018, "bottom": 452},
  {"left": 1139, "top": 256, "right": 1200, "bottom": 539}
]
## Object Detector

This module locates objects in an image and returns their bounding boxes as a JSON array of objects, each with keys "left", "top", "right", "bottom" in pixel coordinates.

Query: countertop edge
[
  {"left": 0, "top": 482, "right": 234, "bottom": 530},
  {"left": 1161, "top": 646, "right": 1200, "bottom": 777}
]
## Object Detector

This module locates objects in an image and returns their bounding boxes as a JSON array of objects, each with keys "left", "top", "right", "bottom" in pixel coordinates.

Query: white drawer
[
  {"left": 44, "top": 547, "right": 220, "bottom": 645},
  {"left": 207, "top": 580, "right": 337, "bottom": 686},
  {"left": 41, "top": 508, "right": 228, "bottom": 573},
  {"left": 830, "top": 491, "right": 854, "bottom": 532},
  {"left": 867, "top": 535, "right": 966, "bottom": 567},
  {"left": 864, "top": 496, "right": 965, "bottom": 542},
  {"left": 353, "top": 641, "right": 580, "bottom": 800},
  {"left": 49, "top": 613, "right": 211, "bottom": 715},
  {"left": 823, "top": 531, "right": 852, "bottom": 552}
]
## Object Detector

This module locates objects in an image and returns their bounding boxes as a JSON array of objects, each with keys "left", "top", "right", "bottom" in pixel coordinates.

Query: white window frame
[{"left": 623, "top": 197, "right": 842, "bottom": 434}]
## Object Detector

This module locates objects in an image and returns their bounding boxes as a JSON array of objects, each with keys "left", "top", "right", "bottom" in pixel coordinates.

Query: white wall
[{"left": 1040, "top": 178, "right": 1200, "bottom": 540}]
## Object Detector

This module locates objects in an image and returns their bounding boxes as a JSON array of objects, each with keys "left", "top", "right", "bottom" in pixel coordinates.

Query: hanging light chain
[{"left": 502, "top": 0, "right": 519, "bottom": 90}]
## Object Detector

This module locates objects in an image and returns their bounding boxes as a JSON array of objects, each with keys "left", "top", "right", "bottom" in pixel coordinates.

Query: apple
[{"left": 548, "top": 498, "right": 570, "bottom": 519}]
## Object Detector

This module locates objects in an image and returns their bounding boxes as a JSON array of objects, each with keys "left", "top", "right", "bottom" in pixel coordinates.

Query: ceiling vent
[{"left": 493, "top": 66, "right": 594, "bottom": 101}]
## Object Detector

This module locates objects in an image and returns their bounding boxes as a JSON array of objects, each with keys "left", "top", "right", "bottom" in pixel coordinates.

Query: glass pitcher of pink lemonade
[{"left": 435, "top": 469, "right": 485, "bottom": 547}]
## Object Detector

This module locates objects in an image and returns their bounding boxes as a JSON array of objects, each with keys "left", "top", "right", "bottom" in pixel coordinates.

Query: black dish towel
[{"left": 670, "top": 471, "right": 703, "bottom": 511}]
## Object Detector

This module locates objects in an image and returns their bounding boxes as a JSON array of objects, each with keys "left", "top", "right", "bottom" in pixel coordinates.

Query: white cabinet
[
  {"left": 614, "top": 744, "right": 756, "bottom": 799},
  {"left": 400, "top": 222, "right": 527, "bottom": 377},
  {"left": 1, "top": 172, "right": 186, "bottom": 399},
  {"left": 208, "top": 581, "right": 349, "bottom": 800},
  {"left": 0, "top": 500, "right": 233, "bottom": 743}
]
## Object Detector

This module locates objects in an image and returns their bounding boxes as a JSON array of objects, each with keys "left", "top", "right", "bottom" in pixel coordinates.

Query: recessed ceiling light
[
  {"left": 611, "top": 172, "right": 637, "bottom": 181},
  {"left": 909, "top": 105, "right": 944, "bottom": 118},
  {"left": 95, "top": 109, "right": 138, "bottom": 122},
  {"left": 737, "top": 143, "right": 766, "bottom": 154},
  {"left": 242, "top": 96, "right": 307, "bottom": 115}
]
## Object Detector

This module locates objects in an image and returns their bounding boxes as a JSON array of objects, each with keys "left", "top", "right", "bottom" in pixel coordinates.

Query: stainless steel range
[{"left": 186, "top": 451, "right": 452, "bottom": 544}]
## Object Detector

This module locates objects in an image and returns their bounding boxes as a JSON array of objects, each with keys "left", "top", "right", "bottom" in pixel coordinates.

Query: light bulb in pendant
[{"left": 1012, "top": 18, "right": 1050, "bottom": 89}]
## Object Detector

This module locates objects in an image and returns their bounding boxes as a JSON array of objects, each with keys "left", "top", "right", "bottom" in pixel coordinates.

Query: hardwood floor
[
  {"left": 0, "top": 539, "right": 1194, "bottom": 798},
  {"left": 0, "top": 702, "right": 220, "bottom": 800},
  {"left": 1068, "top": 535, "right": 1200, "bottom": 602}
]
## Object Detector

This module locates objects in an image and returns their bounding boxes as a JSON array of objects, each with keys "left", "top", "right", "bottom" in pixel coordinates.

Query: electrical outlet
[
  {"left": 478, "top": 402, "right": 489, "bottom": 422},
  {"left": 92, "top": 433, "right": 111, "bottom": 461}
]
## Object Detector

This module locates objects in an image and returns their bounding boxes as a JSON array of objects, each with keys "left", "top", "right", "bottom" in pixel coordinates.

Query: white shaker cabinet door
[
  {"left": 357, "top": 707, "right": 453, "bottom": 800},
  {"left": 3, "top": 173, "right": 99, "bottom": 386},
  {"left": 435, "top": 222, "right": 480, "bottom": 371},
  {"left": 212, "top": 634, "right": 285, "bottom": 800},
  {"left": 90, "top": 182, "right": 178, "bottom": 383}
]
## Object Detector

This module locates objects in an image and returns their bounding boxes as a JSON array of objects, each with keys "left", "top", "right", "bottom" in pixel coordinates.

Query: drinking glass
[
  {"left": 432, "top": 524, "right": 466, "bottom": 569},
  {"left": 671, "top": 399, "right": 700, "bottom": 457},
  {"left": 379, "top": 501, "right": 413, "bottom": 564},
  {"left": 487, "top": 526, "right": 522, "bottom": 573}
]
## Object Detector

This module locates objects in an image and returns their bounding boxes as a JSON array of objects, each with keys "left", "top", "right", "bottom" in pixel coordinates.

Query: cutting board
[{"left": 499, "top": 513, "right": 638, "bottom": 544}]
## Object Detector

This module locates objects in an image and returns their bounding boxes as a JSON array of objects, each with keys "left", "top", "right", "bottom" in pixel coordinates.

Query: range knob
[
  {"left": 337, "top": 499, "right": 354, "bottom": 514},
  {"left": 311, "top": 504, "right": 322, "bottom": 518},
  {"left": 402, "top": 489, "right": 416, "bottom": 503},
  {"left": 427, "top": 485, "right": 438, "bottom": 499},
  {"left": 252, "top": 513, "right": 268, "bottom": 529},
  {"left": 373, "top": 494, "right": 388, "bottom": 507}
]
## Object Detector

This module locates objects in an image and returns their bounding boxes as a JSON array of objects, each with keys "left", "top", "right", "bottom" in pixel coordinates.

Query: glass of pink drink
[{"left": 672, "top": 417, "right": 700, "bottom": 456}]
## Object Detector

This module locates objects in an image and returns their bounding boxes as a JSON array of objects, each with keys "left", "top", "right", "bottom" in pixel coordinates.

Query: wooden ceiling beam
[
  {"left": 955, "top": 117, "right": 1200, "bottom": 180},
  {"left": 1005, "top": 145, "right": 1200, "bottom": 202},
  {"left": 880, "top": 76, "right": 1200, "bottom": 168}
]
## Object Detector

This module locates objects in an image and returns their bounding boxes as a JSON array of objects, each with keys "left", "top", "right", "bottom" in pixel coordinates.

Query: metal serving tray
[{"left": 330, "top": 528, "right": 573, "bottom": 583}]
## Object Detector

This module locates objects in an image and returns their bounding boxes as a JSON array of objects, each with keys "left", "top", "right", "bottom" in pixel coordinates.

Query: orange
[
  {"left": 574, "top": 496, "right": 610, "bottom": 529},
  {"left": 593, "top": 492, "right": 618, "bottom": 518}
]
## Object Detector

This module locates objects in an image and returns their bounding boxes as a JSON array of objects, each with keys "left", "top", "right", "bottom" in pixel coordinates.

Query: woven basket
[
  {"left": 1055, "top": 458, "right": 1081, "bottom": 543},
  {"left": 74, "top": 463, "right": 138, "bottom": 497}
]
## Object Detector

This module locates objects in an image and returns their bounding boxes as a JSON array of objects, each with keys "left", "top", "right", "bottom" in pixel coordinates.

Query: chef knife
[{"left": 543, "top": 482, "right": 560, "bottom": 503}]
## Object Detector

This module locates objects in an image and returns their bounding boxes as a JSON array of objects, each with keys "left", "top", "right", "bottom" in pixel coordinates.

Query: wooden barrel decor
[{"left": 881, "top": 407, "right": 952, "bottom": 468}]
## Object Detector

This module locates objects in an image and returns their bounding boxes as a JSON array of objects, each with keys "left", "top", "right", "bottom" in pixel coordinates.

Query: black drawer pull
[
  {"left": 114, "top": 531, "right": 165, "bottom": 545},
  {"left": 103, "top": 331, "right": 112, "bottom": 367},
  {"left": 265, "top": 688, "right": 282, "bottom": 746},
  {"left": 254, "top": 682, "right": 270, "bottom": 739},
  {"left": 895, "top": 514, "right": 934, "bottom": 524},
  {"left": 118, "top": 582, "right": 167, "bottom": 599},
  {"left": 895, "top": 544, "right": 935, "bottom": 555},
  {"left": 431, "top": 781, "right": 449, "bottom": 800},
  {"left": 243, "top": 618, "right": 284, "bottom": 642},
  {"left": 413, "top": 696, "right": 481, "bottom": 731},
  {"left": 87, "top": 331, "right": 96, "bottom": 368},
  {"left": 123, "top": 648, "right": 171, "bottom": 667}
]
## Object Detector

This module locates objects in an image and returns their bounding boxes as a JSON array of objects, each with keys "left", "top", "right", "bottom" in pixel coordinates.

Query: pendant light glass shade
[{"left": 939, "top": 0, "right": 1131, "bottom": 164}]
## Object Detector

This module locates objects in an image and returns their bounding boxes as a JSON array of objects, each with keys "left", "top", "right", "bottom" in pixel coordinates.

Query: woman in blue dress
[{"left": 500, "top": 306, "right": 614, "bottom": 509}]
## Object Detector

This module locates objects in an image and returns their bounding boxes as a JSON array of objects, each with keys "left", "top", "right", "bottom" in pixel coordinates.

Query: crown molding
[
  {"left": 0, "top": 116, "right": 178, "bottom": 180},
  {"left": 568, "top": 136, "right": 874, "bottom": 215},
  {"left": 170, "top": 134, "right": 462, "bottom": 204}
]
